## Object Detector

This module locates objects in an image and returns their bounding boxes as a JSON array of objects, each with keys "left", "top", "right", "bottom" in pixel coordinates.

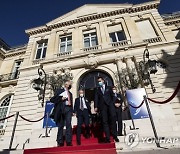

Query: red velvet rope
[
  {"left": 0, "top": 114, "right": 15, "bottom": 121},
  {"left": 19, "top": 114, "right": 45, "bottom": 123},
  {"left": 148, "top": 81, "right": 180, "bottom": 104},
  {"left": 128, "top": 100, "right": 144, "bottom": 108}
]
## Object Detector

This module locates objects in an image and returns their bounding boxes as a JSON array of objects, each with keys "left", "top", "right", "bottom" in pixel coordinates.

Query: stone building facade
[{"left": 0, "top": 0, "right": 180, "bottom": 152}]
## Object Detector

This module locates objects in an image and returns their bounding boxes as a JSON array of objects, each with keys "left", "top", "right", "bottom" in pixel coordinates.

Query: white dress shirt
[{"left": 80, "top": 97, "right": 87, "bottom": 109}]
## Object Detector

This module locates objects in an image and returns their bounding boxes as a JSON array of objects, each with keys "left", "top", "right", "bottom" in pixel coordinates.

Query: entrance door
[{"left": 79, "top": 70, "right": 113, "bottom": 102}]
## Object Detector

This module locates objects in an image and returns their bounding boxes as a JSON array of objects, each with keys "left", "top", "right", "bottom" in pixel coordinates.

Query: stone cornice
[
  {"left": 25, "top": 1, "right": 160, "bottom": 36},
  {"left": 5, "top": 50, "right": 26, "bottom": 58},
  {"left": 0, "top": 50, "right": 5, "bottom": 59},
  {"left": 4, "top": 44, "right": 27, "bottom": 58}
]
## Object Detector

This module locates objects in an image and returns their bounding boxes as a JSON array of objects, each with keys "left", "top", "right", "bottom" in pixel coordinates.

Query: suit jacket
[
  {"left": 94, "top": 85, "right": 114, "bottom": 110},
  {"left": 73, "top": 97, "right": 91, "bottom": 116},
  {"left": 51, "top": 88, "right": 73, "bottom": 124},
  {"left": 112, "top": 93, "right": 123, "bottom": 108}
]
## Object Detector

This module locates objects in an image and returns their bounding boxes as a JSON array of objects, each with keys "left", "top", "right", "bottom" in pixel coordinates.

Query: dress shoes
[
  {"left": 57, "top": 143, "right": 64, "bottom": 147},
  {"left": 104, "top": 138, "right": 111, "bottom": 143},
  {"left": 77, "top": 140, "right": 81, "bottom": 145},
  {"left": 114, "top": 137, "right": 119, "bottom": 142},
  {"left": 66, "top": 142, "right": 73, "bottom": 146}
]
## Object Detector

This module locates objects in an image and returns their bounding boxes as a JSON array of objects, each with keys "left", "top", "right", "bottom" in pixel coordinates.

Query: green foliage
[{"left": 48, "top": 73, "right": 73, "bottom": 93}]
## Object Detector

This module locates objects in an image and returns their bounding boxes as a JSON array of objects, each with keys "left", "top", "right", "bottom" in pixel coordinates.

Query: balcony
[
  {"left": 143, "top": 36, "right": 162, "bottom": 44},
  {"left": 32, "top": 58, "right": 45, "bottom": 65},
  {"left": 110, "top": 40, "right": 131, "bottom": 47},
  {"left": 83, "top": 45, "right": 101, "bottom": 52},
  {"left": 0, "top": 72, "right": 19, "bottom": 86},
  {"left": 0, "top": 72, "right": 19, "bottom": 82}
]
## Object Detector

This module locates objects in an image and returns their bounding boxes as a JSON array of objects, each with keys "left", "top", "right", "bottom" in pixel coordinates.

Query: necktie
[
  {"left": 67, "top": 89, "right": 71, "bottom": 106},
  {"left": 80, "top": 97, "right": 84, "bottom": 111},
  {"left": 101, "top": 86, "right": 105, "bottom": 94}
]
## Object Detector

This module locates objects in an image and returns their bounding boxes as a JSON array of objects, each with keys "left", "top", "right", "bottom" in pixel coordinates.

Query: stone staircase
[{"left": 0, "top": 117, "right": 180, "bottom": 154}]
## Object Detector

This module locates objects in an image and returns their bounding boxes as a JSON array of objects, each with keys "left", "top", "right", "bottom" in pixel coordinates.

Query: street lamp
[{"left": 32, "top": 65, "right": 47, "bottom": 107}]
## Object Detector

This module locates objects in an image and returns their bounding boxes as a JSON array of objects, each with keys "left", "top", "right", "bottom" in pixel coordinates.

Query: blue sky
[{"left": 0, "top": 0, "right": 179, "bottom": 47}]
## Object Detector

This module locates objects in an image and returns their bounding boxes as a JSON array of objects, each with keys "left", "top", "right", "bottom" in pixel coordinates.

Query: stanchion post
[
  {"left": 127, "top": 103, "right": 139, "bottom": 130},
  {"left": 144, "top": 95, "right": 160, "bottom": 147},
  {"left": 45, "top": 112, "right": 49, "bottom": 137},
  {"left": 9, "top": 111, "right": 19, "bottom": 150}
]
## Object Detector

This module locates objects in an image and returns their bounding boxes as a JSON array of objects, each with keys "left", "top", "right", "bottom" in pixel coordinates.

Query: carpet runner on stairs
[{"left": 24, "top": 125, "right": 117, "bottom": 154}]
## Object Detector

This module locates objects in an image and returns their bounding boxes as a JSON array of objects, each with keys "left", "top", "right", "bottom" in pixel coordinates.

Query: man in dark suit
[
  {"left": 51, "top": 80, "right": 73, "bottom": 147},
  {"left": 73, "top": 89, "right": 91, "bottom": 145},
  {"left": 94, "top": 76, "right": 119, "bottom": 143},
  {"left": 112, "top": 86, "right": 123, "bottom": 136}
]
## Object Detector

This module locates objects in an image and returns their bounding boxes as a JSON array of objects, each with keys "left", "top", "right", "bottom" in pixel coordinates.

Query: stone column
[
  {"left": 98, "top": 22, "right": 109, "bottom": 48},
  {"left": 123, "top": 15, "right": 142, "bottom": 44},
  {"left": 46, "top": 30, "right": 56, "bottom": 59}
]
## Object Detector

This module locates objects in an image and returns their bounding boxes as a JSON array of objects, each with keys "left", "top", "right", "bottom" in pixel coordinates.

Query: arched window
[{"left": 0, "top": 95, "right": 12, "bottom": 129}]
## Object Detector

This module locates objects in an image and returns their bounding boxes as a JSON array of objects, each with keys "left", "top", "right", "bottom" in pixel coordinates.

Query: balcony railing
[
  {"left": 83, "top": 45, "right": 101, "bottom": 52},
  {"left": 0, "top": 72, "right": 19, "bottom": 82},
  {"left": 57, "top": 51, "right": 72, "bottom": 57},
  {"left": 32, "top": 58, "right": 45, "bottom": 65},
  {"left": 110, "top": 40, "right": 131, "bottom": 47},
  {"left": 143, "top": 36, "right": 162, "bottom": 44}
]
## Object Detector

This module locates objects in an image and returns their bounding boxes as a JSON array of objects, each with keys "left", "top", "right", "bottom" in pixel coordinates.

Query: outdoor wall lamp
[
  {"left": 32, "top": 65, "right": 47, "bottom": 107},
  {"left": 139, "top": 47, "right": 166, "bottom": 93}
]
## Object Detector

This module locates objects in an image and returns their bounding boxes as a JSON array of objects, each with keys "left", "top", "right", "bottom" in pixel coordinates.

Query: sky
[{"left": 0, "top": 0, "right": 179, "bottom": 47}]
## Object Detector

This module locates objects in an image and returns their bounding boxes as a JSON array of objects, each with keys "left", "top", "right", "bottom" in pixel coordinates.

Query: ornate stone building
[{"left": 0, "top": 0, "right": 179, "bottom": 153}]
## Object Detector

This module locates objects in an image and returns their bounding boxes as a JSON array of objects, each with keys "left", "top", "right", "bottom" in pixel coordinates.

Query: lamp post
[{"left": 32, "top": 65, "right": 47, "bottom": 107}]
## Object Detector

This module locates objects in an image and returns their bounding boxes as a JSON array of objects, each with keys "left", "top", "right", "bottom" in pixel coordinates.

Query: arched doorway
[{"left": 78, "top": 70, "right": 114, "bottom": 102}]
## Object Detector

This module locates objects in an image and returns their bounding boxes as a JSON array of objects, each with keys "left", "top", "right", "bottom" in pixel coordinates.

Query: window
[
  {"left": 108, "top": 24, "right": 126, "bottom": 43},
  {"left": 59, "top": 35, "right": 72, "bottom": 53},
  {"left": 11, "top": 61, "right": 22, "bottom": 79},
  {"left": 35, "top": 41, "right": 48, "bottom": 59},
  {"left": 83, "top": 30, "right": 98, "bottom": 48},
  {"left": 0, "top": 95, "right": 12, "bottom": 129},
  {"left": 136, "top": 19, "right": 157, "bottom": 40}
]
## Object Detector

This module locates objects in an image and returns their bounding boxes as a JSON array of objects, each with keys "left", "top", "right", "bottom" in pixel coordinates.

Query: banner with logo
[
  {"left": 43, "top": 101, "right": 57, "bottom": 128},
  {"left": 126, "top": 88, "right": 149, "bottom": 119}
]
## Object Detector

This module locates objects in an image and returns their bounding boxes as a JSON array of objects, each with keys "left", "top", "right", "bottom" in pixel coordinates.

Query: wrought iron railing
[{"left": 0, "top": 72, "right": 19, "bottom": 82}]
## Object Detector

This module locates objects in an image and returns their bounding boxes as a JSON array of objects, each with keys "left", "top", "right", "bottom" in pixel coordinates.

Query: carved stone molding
[{"left": 84, "top": 54, "right": 98, "bottom": 68}]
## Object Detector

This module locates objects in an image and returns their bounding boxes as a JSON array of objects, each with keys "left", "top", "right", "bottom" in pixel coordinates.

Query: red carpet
[{"left": 24, "top": 125, "right": 117, "bottom": 154}]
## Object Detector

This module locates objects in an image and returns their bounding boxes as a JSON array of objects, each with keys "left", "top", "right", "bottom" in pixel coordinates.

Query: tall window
[
  {"left": 108, "top": 24, "right": 126, "bottom": 43},
  {"left": 35, "top": 41, "right": 48, "bottom": 59},
  {"left": 83, "top": 30, "right": 98, "bottom": 48},
  {"left": 59, "top": 35, "right": 72, "bottom": 53},
  {"left": 11, "top": 61, "right": 22, "bottom": 79},
  {"left": 136, "top": 19, "right": 157, "bottom": 40},
  {"left": 0, "top": 95, "right": 12, "bottom": 129}
]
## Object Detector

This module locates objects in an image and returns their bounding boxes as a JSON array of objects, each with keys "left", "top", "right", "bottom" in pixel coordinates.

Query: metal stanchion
[
  {"left": 144, "top": 95, "right": 160, "bottom": 147},
  {"left": 9, "top": 112, "right": 19, "bottom": 150},
  {"left": 45, "top": 112, "right": 49, "bottom": 137},
  {"left": 127, "top": 104, "right": 139, "bottom": 130}
]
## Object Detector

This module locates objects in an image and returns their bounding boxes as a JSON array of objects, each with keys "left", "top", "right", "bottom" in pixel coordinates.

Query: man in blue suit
[
  {"left": 73, "top": 89, "right": 91, "bottom": 145},
  {"left": 51, "top": 80, "right": 73, "bottom": 147},
  {"left": 94, "top": 76, "right": 119, "bottom": 143}
]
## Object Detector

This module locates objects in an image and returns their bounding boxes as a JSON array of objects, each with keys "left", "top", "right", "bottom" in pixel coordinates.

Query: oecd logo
[{"left": 124, "top": 133, "right": 139, "bottom": 148}]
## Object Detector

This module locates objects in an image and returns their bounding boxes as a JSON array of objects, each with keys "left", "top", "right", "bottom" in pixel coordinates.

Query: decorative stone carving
[
  {"left": 9, "top": 85, "right": 15, "bottom": 93},
  {"left": 84, "top": 54, "right": 98, "bottom": 68}
]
